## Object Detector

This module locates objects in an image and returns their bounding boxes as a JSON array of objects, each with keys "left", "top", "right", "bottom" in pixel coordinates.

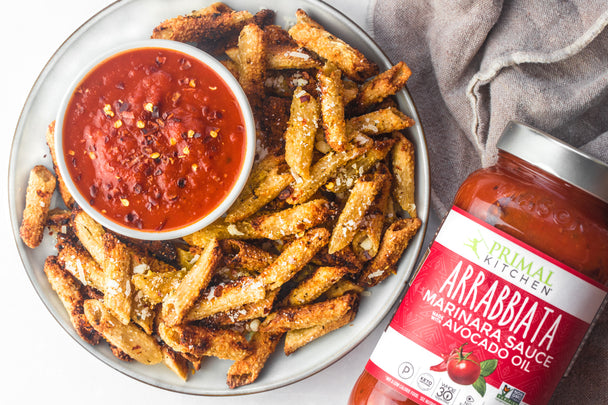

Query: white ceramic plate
[{"left": 9, "top": 0, "right": 430, "bottom": 396}]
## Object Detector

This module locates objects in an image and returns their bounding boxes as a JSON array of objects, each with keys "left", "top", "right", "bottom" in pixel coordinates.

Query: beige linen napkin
[
  {"left": 370, "top": 0, "right": 608, "bottom": 215},
  {"left": 369, "top": 0, "right": 608, "bottom": 403}
]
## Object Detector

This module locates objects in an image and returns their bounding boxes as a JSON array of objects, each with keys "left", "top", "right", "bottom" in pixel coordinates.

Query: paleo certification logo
[{"left": 398, "top": 362, "right": 415, "bottom": 380}]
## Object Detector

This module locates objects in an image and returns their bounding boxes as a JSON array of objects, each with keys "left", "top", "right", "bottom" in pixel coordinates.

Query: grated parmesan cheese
[
  {"left": 316, "top": 140, "right": 331, "bottom": 154},
  {"left": 367, "top": 270, "right": 385, "bottom": 279},
  {"left": 249, "top": 319, "right": 261, "bottom": 332},
  {"left": 359, "top": 236, "right": 374, "bottom": 251},
  {"left": 294, "top": 88, "right": 307, "bottom": 99},
  {"left": 106, "top": 279, "right": 120, "bottom": 294},
  {"left": 189, "top": 254, "right": 200, "bottom": 265},
  {"left": 132, "top": 263, "right": 150, "bottom": 274},
  {"left": 286, "top": 50, "right": 310, "bottom": 60},
  {"left": 291, "top": 77, "right": 309, "bottom": 87},
  {"left": 227, "top": 224, "right": 245, "bottom": 236}
]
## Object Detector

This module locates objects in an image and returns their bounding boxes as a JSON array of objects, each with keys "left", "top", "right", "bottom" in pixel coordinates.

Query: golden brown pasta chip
[
  {"left": 259, "top": 293, "right": 359, "bottom": 333},
  {"left": 284, "top": 87, "right": 320, "bottom": 179},
  {"left": 284, "top": 307, "right": 356, "bottom": 355},
  {"left": 284, "top": 266, "right": 351, "bottom": 306},
  {"left": 186, "top": 276, "right": 266, "bottom": 321},
  {"left": 227, "top": 331, "right": 282, "bottom": 388},
  {"left": 318, "top": 63, "right": 347, "bottom": 151},
  {"left": 357, "top": 218, "right": 422, "bottom": 287},
  {"left": 20, "top": 165, "right": 56, "bottom": 248},
  {"left": 391, "top": 132, "right": 417, "bottom": 218},
  {"left": 101, "top": 233, "right": 133, "bottom": 325},
  {"left": 288, "top": 9, "right": 378, "bottom": 82},
  {"left": 329, "top": 171, "right": 390, "bottom": 254},
  {"left": 84, "top": 299, "right": 163, "bottom": 365},
  {"left": 258, "top": 227, "right": 330, "bottom": 290},
  {"left": 43, "top": 256, "right": 102, "bottom": 345},
  {"left": 355, "top": 61, "right": 412, "bottom": 112},
  {"left": 161, "top": 239, "right": 222, "bottom": 326},
  {"left": 45, "top": 122, "right": 74, "bottom": 208}
]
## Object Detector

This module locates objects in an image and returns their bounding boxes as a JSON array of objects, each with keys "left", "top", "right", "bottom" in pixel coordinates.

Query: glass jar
[{"left": 348, "top": 121, "right": 608, "bottom": 405}]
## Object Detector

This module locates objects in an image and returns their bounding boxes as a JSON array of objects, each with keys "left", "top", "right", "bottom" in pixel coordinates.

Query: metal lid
[{"left": 497, "top": 121, "right": 608, "bottom": 204}]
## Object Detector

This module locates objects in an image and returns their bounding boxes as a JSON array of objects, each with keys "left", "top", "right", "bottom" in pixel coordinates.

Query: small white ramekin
[{"left": 54, "top": 39, "right": 255, "bottom": 240}]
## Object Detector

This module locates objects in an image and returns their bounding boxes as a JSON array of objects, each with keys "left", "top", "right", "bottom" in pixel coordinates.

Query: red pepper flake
[
  {"left": 179, "top": 58, "right": 192, "bottom": 70},
  {"left": 278, "top": 186, "right": 293, "bottom": 200},
  {"left": 155, "top": 219, "right": 167, "bottom": 231},
  {"left": 151, "top": 105, "right": 160, "bottom": 119},
  {"left": 103, "top": 104, "right": 115, "bottom": 117},
  {"left": 118, "top": 100, "right": 130, "bottom": 112}
]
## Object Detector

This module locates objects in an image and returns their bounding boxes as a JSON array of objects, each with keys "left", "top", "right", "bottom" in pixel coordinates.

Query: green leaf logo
[
  {"left": 480, "top": 359, "right": 498, "bottom": 377},
  {"left": 471, "top": 359, "right": 498, "bottom": 397},
  {"left": 472, "top": 376, "right": 486, "bottom": 397}
]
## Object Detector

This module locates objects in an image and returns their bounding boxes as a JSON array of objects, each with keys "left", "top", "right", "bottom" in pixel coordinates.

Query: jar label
[{"left": 365, "top": 207, "right": 607, "bottom": 405}]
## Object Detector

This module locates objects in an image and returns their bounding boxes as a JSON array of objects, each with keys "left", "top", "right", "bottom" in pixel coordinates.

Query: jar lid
[{"left": 497, "top": 121, "right": 608, "bottom": 204}]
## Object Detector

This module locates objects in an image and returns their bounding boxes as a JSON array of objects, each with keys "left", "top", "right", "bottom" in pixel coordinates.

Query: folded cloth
[
  {"left": 369, "top": 1, "right": 608, "bottom": 403},
  {"left": 369, "top": 0, "right": 608, "bottom": 215}
]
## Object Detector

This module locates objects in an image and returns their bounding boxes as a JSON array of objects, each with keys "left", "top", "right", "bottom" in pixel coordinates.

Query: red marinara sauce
[
  {"left": 349, "top": 122, "right": 608, "bottom": 405},
  {"left": 62, "top": 47, "right": 246, "bottom": 232}
]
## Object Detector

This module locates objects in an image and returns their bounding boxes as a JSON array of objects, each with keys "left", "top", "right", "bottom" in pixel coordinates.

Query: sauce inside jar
[
  {"left": 454, "top": 153, "right": 608, "bottom": 282},
  {"left": 62, "top": 47, "right": 246, "bottom": 232}
]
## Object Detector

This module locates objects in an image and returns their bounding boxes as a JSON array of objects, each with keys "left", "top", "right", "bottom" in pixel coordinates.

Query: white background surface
[{"left": 1, "top": 1, "right": 412, "bottom": 404}]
